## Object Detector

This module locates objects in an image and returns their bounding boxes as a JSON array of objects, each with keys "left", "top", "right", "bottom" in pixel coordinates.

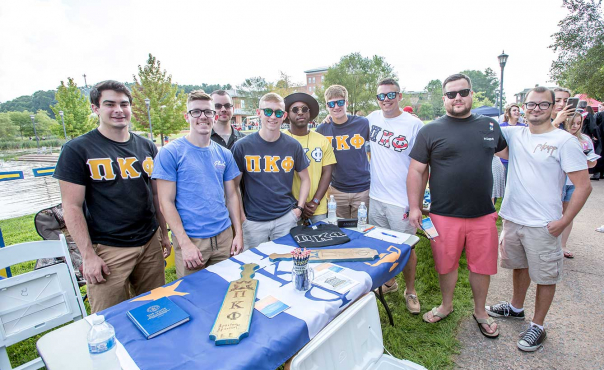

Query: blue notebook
[{"left": 127, "top": 297, "right": 190, "bottom": 339}]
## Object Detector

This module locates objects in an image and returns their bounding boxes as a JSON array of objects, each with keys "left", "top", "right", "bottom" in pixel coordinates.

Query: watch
[
  {"left": 293, "top": 205, "right": 304, "bottom": 212},
  {"left": 311, "top": 198, "right": 320, "bottom": 205}
]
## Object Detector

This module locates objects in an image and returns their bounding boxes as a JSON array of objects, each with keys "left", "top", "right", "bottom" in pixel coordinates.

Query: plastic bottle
[
  {"left": 328, "top": 195, "right": 337, "bottom": 220},
  {"left": 88, "top": 315, "right": 121, "bottom": 370},
  {"left": 357, "top": 202, "right": 367, "bottom": 231}
]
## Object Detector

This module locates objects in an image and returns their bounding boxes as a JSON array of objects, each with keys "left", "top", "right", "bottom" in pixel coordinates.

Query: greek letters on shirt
[
  {"left": 323, "top": 134, "right": 366, "bottom": 151},
  {"left": 86, "top": 156, "right": 154, "bottom": 180},
  {"left": 303, "top": 147, "right": 324, "bottom": 162},
  {"left": 244, "top": 155, "right": 295, "bottom": 173},
  {"left": 369, "top": 125, "right": 409, "bottom": 152}
]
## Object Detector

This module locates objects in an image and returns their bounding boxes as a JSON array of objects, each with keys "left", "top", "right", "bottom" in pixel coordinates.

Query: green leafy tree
[
  {"left": 550, "top": 0, "right": 604, "bottom": 100},
  {"left": 461, "top": 68, "right": 501, "bottom": 104},
  {"left": 417, "top": 102, "right": 434, "bottom": 120},
  {"left": 0, "top": 113, "right": 18, "bottom": 139},
  {"left": 237, "top": 76, "right": 269, "bottom": 110},
  {"left": 34, "top": 110, "right": 60, "bottom": 137},
  {"left": 320, "top": 53, "right": 395, "bottom": 115},
  {"left": 424, "top": 79, "right": 445, "bottom": 118},
  {"left": 50, "top": 78, "right": 96, "bottom": 138},
  {"left": 131, "top": 54, "right": 188, "bottom": 146},
  {"left": 0, "top": 90, "right": 58, "bottom": 118},
  {"left": 9, "top": 111, "right": 35, "bottom": 138},
  {"left": 471, "top": 91, "right": 495, "bottom": 108},
  {"left": 271, "top": 71, "right": 304, "bottom": 98},
  {"left": 180, "top": 83, "right": 232, "bottom": 94}
]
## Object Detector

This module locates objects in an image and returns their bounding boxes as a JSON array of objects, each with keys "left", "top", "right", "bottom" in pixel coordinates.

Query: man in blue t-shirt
[
  {"left": 232, "top": 93, "right": 310, "bottom": 250},
  {"left": 153, "top": 90, "right": 243, "bottom": 278},
  {"left": 316, "top": 85, "right": 370, "bottom": 218}
]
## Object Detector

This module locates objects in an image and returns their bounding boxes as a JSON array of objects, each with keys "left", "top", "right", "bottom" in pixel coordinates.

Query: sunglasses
[
  {"left": 444, "top": 89, "right": 471, "bottom": 99},
  {"left": 291, "top": 106, "right": 310, "bottom": 114},
  {"left": 327, "top": 99, "right": 346, "bottom": 108},
  {"left": 188, "top": 109, "right": 216, "bottom": 118},
  {"left": 261, "top": 108, "right": 285, "bottom": 118},
  {"left": 376, "top": 92, "right": 399, "bottom": 101},
  {"left": 215, "top": 103, "right": 233, "bottom": 110}
]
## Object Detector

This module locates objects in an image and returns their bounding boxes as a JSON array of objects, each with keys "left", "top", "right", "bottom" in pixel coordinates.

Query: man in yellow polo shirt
[{"left": 284, "top": 93, "right": 336, "bottom": 223}]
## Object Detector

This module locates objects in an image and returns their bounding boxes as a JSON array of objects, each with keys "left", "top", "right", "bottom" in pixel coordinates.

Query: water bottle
[
  {"left": 88, "top": 315, "right": 121, "bottom": 370},
  {"left": 357, "top": 202, "right": 367, "bottom": 231},
  {"left": 328, "top": 195, "right": 337, "bottom": 220}
]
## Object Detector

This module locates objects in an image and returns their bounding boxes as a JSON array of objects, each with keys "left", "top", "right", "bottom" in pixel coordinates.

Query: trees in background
[{"left": 50, "top": 78, "right": 95, "bottom": 138}]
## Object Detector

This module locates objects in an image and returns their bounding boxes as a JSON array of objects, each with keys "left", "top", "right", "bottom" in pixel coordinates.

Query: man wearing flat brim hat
[{"left": 284, "top": 93, "right": 337, "bottom": 223}]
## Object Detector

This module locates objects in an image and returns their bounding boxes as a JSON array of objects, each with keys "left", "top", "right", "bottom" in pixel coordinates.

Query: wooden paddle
[
  {"left": 209, "top": 263, "right": 259, "bottom": 345},
  {"left": 269, "top": 248, "right": 379, "bottom": 263}
]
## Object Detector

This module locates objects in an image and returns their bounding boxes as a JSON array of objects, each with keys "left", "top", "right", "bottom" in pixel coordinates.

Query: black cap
[{"left": 284, "top": 93, "right": 320, "bottom": 121}]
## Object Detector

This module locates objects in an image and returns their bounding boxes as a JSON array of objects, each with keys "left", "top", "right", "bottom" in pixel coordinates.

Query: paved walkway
[{"left": 455, "top": 180, "right": 604, "bottom": 369}]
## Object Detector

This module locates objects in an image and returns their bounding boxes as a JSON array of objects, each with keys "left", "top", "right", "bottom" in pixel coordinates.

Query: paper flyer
[
  {"left": 255, "top": 295, "right": 290, "bottom": 319},
  {"left": 314, "top": 263, "right": 344, "bottom": 273},
  {"left": 364, "top": 227, "right": 410, "bottom": 244},
  {"left": 312, "top": 269, "right": 359, "bottom": 294},
  {"left": 421, "top": 217, "right": 439, "bottom": 239}
]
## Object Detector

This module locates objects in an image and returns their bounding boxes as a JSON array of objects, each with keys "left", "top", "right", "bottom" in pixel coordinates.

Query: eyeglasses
[
  {"left": 444, "top": 89, "right": 471, "bottom": 99},
  {"left": 376, "top": 92, "right": 399, "bottom": 101},
  {"left": 261, "top": 108, "right": 285, "bottom": 118},
  {"left": 291, "top": 106, "right": 310, "bottom": 114},
  {"left": 525, "top": 102, "right": 553, "bottom": 110},
  {"left": 188, "top": 109, "right": 216, "bottom": 118},
  {"left": 327, "top": 100, "right": 346, "bottom": 108},
  {"left": 214, "top": 103, "right": 233, "bottom": 110}
]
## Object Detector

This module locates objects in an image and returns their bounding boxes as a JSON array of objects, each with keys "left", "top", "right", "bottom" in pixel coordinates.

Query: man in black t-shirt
[
  {"left": 53, "top": 80, "right": 171, "bottom": 313},
  {"left": 407, "top": 74, "right": 507, "bottom": 338}
]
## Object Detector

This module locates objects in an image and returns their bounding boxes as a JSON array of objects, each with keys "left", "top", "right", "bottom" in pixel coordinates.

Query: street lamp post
[
  {"left": 144, "top": 98, "right": 154, "bottom": 142},
  {"left": 59, "top": 111, "right": 67, "bottom": 140},
  {"left": 498, "top": 51, "right": 509, "bottom": 123},
  {"left": 30, "top": 114, "right": 40, "bottom": 150}
]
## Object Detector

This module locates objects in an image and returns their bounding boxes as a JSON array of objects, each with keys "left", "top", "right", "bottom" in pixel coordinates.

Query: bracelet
[
  {"left": 293, "top": 205, "right": 304, "bottom": 212},
  {"left": 312, "top": 198, "right": 320, "bottom": 205}
]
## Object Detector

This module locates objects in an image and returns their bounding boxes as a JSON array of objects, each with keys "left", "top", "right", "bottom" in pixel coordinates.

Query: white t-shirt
[
  {"left": 499, "top": 126, "right": 588, "bottom": 227},
  {"left": 367, "top": 110, "right": 423, "bottom": 209}
]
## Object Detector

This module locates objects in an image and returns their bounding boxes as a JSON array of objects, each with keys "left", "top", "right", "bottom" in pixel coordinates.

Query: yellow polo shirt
[{"left": 285, "top": 130, "right": 337, "bottom": 216}]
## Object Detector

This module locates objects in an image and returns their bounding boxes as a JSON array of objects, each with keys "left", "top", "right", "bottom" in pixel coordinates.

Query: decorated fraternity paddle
[
  {"left": 209, "top": 263, "right": 259, "bottom": 345},
  {"left": 269, "top": 248, "right": 379, "bottom": 263}
]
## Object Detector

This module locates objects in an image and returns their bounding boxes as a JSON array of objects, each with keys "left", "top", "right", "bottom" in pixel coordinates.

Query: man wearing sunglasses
[
  {"left": 317, "top": 85, "right": 371, "bottom": 219},
  {"left": 366, "top": 78, "right": 425, "bottom": 313},
  {"left": 153, "top": 90, "right": 243, "bottom": 278},
  {"left": 408, "top": 74, "right": 506, "bottom": 338},
  {"left": 486, "top": 86, "right": 591, "bottom": 351},
  {"left": 284, "top": 93, "right": 337, "bottom": 224},
  {"left": 232, "top": 93, "right": 310, "bottom": 249},
  {"left": 210, "top": 90, "right": 245, "bottom": 150}
]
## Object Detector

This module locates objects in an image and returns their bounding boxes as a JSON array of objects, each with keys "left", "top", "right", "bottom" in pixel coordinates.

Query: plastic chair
[
  {"left": 0, "top": 234, "right": 87, "bottom": 370},
  {"left": 291, "top": 293, "right": 427, "bottom": 370}
]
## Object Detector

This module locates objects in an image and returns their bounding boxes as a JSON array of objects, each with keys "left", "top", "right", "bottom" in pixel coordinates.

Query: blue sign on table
[{"left": 0, "top": 171, "right": 24, "bottom": 182}]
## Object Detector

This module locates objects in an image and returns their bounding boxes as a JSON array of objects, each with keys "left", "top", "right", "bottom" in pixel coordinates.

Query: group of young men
[{"left": 53, "top": 73, "right": 591, "bottom": 353}]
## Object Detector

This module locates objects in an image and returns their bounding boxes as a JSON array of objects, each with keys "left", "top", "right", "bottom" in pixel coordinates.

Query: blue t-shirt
[
  {"left": 499, "top": 121, "right": 527, "bottom": 164},
  {"left": 231, "top": 132, "right": 310, "bottom": 222},
  {"left": 152, "top": 138, "right": 240, "bottom": 238},
  {"left": 316, "top": 115, "right": 370, "bottom": 193}
]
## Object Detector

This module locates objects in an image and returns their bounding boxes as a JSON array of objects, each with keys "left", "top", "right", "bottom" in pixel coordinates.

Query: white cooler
[{"left": 291, "top": 293, "right": 428, "bottom": 370}]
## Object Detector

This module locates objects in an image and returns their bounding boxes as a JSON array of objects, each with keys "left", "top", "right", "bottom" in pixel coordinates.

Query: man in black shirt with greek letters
[
  {"left": 53, "top": 80, "right": 171, "bottom": 313},
  {"left": 407, "top": 74, "right": 507, "bottom": 338}
]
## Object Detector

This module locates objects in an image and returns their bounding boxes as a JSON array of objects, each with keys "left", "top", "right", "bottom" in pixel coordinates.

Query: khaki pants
[
  {"left": 89, "top": 229, "right": 165, "bottom": 313},
  {"left": 328, "top": 186, "right": 370, "bottom": 219},
  {"left": 173, "top": 227, "right": 233, "bottom": 278}
]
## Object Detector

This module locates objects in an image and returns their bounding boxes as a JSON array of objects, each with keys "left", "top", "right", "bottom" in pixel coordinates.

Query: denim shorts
[{"left": 561, "top": 184, "right": 575, "bottom": 203}]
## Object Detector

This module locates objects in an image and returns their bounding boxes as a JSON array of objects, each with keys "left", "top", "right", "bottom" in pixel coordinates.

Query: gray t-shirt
[
  {"left": 410, "top": 114, "right": 507, "bottom": 218},
  {"left": 232, "top": 132, "right": 310, "bottom": 222}
]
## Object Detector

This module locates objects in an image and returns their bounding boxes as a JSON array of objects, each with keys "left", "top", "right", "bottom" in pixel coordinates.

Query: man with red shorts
[{"left": 407, "top": 73, "right": 507, "bottom": 338}]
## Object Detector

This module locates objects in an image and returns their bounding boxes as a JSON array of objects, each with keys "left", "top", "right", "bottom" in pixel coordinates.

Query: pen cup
[{"left": 292, "top": 263, "right": 314, "bottom": 292}]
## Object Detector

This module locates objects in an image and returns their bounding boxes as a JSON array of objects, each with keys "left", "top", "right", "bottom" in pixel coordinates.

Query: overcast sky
[{"left": 0, "top": 0, "right": 586, "bottom": 104}]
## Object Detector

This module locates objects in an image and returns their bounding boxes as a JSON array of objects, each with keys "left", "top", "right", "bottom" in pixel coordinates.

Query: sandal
[
  {"left": 563, "top": 250, "right": 574, "bottom": 259},
  {"left": 473, "top": 314, "right": 499, "bottom": 338},
  {"left": 422, "top": 307, "right": 454, "bottom": 323}
]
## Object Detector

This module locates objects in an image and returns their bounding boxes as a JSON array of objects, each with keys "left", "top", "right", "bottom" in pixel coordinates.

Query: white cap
[{"left": 92, "top": 315, "right": 105, "bottom": 325}]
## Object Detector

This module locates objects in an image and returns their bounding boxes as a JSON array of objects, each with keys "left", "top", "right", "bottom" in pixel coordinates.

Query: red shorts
[{"left": 429, "top": 212, "right": 499, "bottom": 275}]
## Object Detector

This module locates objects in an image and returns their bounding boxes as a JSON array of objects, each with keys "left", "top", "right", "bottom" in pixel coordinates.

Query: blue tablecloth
[{"left": 99, "top": 227, "right": 412, "bottom": 370}]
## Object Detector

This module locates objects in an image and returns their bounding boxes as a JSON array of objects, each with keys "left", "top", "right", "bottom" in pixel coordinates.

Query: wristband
[{"left": 293, "top": 205, "right": 304, "bottom": 212}]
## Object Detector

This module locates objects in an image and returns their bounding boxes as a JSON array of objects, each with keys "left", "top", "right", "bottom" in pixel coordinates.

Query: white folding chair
[
  {"left": 291, "top": 293, "right": 427, "bottom": 370},
  {"left": 0, "top": 234, "right": 87, "bottom": 370}
]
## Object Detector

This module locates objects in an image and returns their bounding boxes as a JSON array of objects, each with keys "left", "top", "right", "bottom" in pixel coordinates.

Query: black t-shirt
[
  {"left": 53, "top": 129, "right": 159, "bottom": 246},
  {"left": 410, "top": 114, "right": 507, "bottom": 218}
]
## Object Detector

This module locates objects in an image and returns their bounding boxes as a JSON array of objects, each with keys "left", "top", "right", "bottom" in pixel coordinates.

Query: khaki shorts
[
  {"left": 89, "top": 229, "right": 165, "bottom": 313},
  {"left": 173, "top": 227, "right": 233, "bottom": 278},
  {"left": 328, "top": 186, "right": 370, "bottom": 219},
  {"left": 368, "top": 198, "right": 416, "bottom": 235},
  {"left": 499, "top": 219, "right": 563, "bottom": 285},
  {"left": 243, "top": 210, "right": 299, "bottom": 250}
]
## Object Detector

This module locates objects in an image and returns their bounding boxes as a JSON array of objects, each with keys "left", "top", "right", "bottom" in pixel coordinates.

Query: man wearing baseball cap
[{"left": 284, "top": 93, "right": 337, "bottom": 223}]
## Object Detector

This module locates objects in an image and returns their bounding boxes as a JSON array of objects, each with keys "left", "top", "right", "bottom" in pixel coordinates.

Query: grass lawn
[{"left": 1, "top": 201, "right": 502, "bottom": 369}]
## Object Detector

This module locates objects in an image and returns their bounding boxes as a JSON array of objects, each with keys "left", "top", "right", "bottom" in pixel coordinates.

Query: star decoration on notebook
[{"left": 131, "top": 280, "right": 189, "bottom": 302}]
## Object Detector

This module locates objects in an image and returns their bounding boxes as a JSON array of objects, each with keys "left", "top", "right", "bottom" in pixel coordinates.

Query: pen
[
  {"left": 363, "top": 226, "right": 376, "bottom": 233},
  {"left": 381, "top": 231, "right": 398, "bottom": 238}
]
